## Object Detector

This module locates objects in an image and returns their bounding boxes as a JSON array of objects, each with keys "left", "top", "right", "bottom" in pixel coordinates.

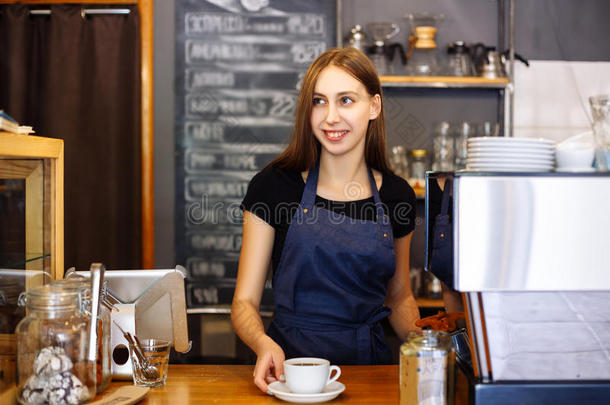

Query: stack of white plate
[{"left": 466, "top": 137, "right": 555, "bottom": 172}]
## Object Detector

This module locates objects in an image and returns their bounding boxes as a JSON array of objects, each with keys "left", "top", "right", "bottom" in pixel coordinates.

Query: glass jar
[
  {"left": 408, "top": 149, "right": 429, "bottom": 196},
  {"left": 51, "top": 279, "right": 112, "bottom": 394},
  {"left": 16, "top": 285, "right": 95, "bottom": 404},
  {"left": 400, "top": 330, "right": 455, "bottom": 405}
]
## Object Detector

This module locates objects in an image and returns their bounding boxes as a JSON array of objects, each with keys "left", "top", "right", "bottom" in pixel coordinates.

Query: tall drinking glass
[{"left": 589, "top": 94, "right": 610, "bottom": 171}]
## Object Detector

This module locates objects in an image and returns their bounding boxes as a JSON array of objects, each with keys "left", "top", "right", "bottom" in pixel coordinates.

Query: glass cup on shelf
[
  {"left": 390, "top": 145, "right": 410, "bottom": 180},
  {"left": 454, "top": 122, "right": 474, "bottom": 169},
  {"left": 589, "top": 94, "right": 610, "bottom": 171},
  {"left": 477, "top": 121, "right": 500, "bottom": 137},
  {"left": 432, "top": 121, "right": 454, "bottom": 171}
]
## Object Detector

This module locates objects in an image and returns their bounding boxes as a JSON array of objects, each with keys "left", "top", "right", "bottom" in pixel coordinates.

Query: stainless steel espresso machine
[{"left": 426, "top": 171, "right": 610, "bottom": 404}]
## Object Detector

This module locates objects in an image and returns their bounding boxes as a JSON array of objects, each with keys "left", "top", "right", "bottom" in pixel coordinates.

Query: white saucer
[{"left": 268, "top": 381, "right": 346, "bottom": 403}]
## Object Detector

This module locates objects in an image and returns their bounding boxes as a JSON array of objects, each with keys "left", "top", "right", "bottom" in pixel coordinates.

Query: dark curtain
[{"left": 0, "top": 4, "right": 142, "bottom": 270}]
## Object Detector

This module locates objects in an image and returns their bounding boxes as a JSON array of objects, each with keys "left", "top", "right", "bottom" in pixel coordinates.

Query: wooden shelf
[{"left": 380, "top": 75, "right": 510, "bottom": 89}]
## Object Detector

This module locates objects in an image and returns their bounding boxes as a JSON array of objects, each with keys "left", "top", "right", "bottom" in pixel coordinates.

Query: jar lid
[
  {"left": 403, "top": 329, "right": 452, "bottom": 351},
  {"left": 410, "top": 149, "right": 428, "bottom": 158},
  {"left": 26, "top": 284, "right": 81, "bottom": 311}
]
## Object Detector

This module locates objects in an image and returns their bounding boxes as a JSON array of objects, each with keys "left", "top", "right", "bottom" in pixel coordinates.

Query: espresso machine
[{"left": 426, "top": 171, "right": 610, "bottom": 404}]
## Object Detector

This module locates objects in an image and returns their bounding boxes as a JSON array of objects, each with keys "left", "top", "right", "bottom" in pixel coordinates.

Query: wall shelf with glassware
[{"left": 379, "top": 75, "right": 510, "bottom": 89}]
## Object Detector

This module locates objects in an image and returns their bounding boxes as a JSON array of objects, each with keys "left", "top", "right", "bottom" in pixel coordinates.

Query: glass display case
[{"left": 0, "top": 132, "right": 64, "bottom": 401}]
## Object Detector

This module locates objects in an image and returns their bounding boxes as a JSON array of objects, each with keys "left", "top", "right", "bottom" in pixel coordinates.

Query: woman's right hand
[{"left": 253, "top": 335, "right": 286, "bottom": 394}]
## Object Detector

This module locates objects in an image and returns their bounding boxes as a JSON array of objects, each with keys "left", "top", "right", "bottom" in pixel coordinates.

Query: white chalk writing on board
[
  {"left": 176, "top": 0, "right": 336, "bottom": 307},
  {"left": 185, "top": 12, "right": 326, "bottom": 36},
  {"left": 189, "top": 232, "right": 242, "bottom": 252}
]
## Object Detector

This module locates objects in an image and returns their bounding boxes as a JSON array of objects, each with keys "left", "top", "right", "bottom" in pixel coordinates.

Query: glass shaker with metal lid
[
  {"left": 16, "top": 284, "right": 96, "bottom": 404},
  {"left": 400, "top": 329, "right": 455, "bottom": 405},
  {"left": 51, "top": 278, "right": 112, "bottom": 394}
]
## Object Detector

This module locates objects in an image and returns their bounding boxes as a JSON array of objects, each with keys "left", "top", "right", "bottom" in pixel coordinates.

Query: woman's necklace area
[{"left": 315, "top": 169, "right": 376, "bottom": 202}]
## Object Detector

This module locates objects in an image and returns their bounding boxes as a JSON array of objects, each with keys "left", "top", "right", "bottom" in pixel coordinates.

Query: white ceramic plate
[
  {"left": 467, "top": 147, "right": 554, "bottom": 155},
  {"left": 467, "top": 151, "right": 554, "bottom": 159},
  {"left": 465, "top": 166, "right": 553, "bottom": 172},
  {"left": 268, "top": 381, "right": 346, "bottom": 404},
  {"left": 467, "top": 158, "right": 554, "bottom": 165},
  {"left": 467, "top": 162, "right": 553, "bottom": 168},
  {"left": 468, "top": 137, "right": 555, "bottom": 145},
  {"left": 468, "top": 144, "right": 554, "bottom": 151}
]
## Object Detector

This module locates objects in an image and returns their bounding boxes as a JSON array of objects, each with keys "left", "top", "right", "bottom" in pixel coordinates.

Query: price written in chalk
[
  {"left": 185, "top": 13, "right": 326, "bottom": 36},
  {"left": 187, "top": 92, "right": 297, "bottom": 118},
  {"left": 186, "top": 40, "right": 326, "bottom": 65},
  {"left": 189, "top": 232, "right": 242, "bottom": 253}
]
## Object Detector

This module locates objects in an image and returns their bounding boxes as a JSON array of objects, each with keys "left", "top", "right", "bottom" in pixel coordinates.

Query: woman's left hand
[{"left": 253, "top": 335, "right": 286, "bottom": 394}]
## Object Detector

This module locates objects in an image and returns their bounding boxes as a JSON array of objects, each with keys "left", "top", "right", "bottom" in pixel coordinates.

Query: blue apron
[{"left": 267, "top": 161, "right": 397, "bottom": 365}]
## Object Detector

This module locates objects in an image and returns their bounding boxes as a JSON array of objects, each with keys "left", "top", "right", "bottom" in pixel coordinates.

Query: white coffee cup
[{"left": 283, "top": 357, "right": 341, "bottom": 394}]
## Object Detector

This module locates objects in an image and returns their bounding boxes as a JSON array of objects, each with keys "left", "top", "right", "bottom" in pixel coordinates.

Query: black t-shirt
[{"left": 241, "top": 164, "right": 417, "bottom": 272}]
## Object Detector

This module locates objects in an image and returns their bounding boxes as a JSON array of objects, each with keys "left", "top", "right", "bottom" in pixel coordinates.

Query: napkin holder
[{"left": 75, "top": 266, "right": 190, "bottom": 379}]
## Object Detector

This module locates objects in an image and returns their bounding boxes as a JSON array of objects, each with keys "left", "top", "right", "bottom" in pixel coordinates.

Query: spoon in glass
[{"left": 113, "top": 321, "right": 160, "bottom": 380}]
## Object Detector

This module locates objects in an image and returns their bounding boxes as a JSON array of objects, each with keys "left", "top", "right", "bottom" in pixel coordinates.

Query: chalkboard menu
[{"left": 175, "top": 0, "right": 337, "bottom": 309}]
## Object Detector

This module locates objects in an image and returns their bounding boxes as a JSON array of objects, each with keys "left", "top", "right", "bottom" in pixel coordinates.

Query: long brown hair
[{"left": 268, "top": 47, "right": 391, "bottom": 173}]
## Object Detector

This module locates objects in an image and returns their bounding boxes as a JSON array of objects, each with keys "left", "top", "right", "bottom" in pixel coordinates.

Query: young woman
[{"left": 231, "top": 47, "right": 420, "bottom": 393}]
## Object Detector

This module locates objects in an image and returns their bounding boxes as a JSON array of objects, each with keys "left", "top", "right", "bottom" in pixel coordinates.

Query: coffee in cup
[{"left": 283, "top": 357, "right": 341, "bottom": 394}]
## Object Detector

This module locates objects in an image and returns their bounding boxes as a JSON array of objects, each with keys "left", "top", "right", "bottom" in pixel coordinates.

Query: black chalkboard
[{"left": 175, "top": 0, "right": 337, "bottom": 309}]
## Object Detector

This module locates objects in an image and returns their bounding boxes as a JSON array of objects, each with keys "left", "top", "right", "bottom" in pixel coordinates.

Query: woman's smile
[{"left": 323, "top": 129, "right": 349, "bottom": 141}]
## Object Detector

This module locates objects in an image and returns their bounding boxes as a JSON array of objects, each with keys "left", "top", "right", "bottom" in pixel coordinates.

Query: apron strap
[
  {"left": 440, "top": 180, "right": 452, "bottom": 215},
  {"left": 301, "top": 160, "right": 320, "bottom": 209},
  {"left": 366, "top": 166, "right": 387, "bottom": 225}
]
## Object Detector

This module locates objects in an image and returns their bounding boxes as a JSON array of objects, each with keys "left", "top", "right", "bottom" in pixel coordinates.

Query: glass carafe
[
  {"left": 447, "top": 41, "right": 474, "bottom": 77},
  {"left": 16, "top": 285, "right": 96, "bottom": 404},
  {"left": 404, "top": 13, "right": 444, "bottom": 76},
  {"left": 589, "top": 94, "right": 610, "bottom": 171},
  {"left": 366, "top": 22, "right": 400, "bottom": 76}
]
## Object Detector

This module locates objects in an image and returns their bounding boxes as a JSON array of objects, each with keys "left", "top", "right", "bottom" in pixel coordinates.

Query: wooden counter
[{"left": 100, "top": 364, "right": 469, "bottom": 404}]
